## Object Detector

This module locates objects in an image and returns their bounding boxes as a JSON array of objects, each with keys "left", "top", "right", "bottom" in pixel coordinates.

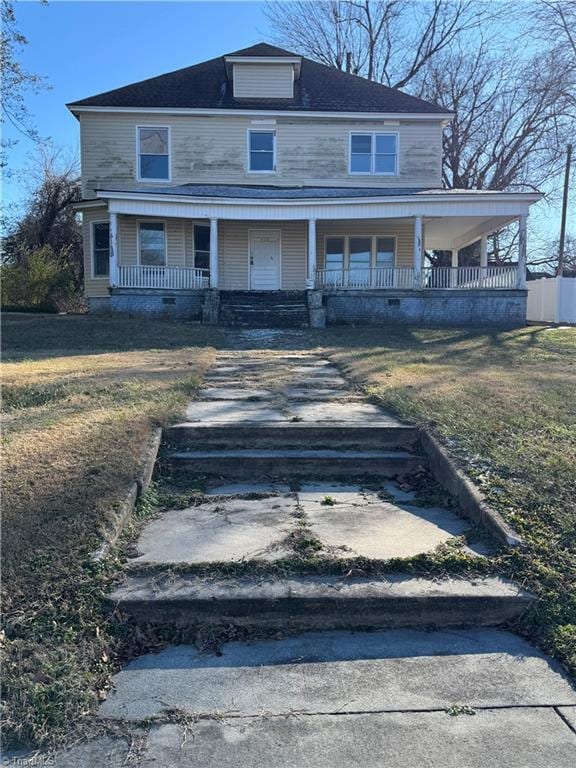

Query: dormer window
[
  {"left": 248, "top": 130, "right": 275, "bottom": 172},
  {"left": 137, "top": 126, "right": 170, "bottom": 181}
]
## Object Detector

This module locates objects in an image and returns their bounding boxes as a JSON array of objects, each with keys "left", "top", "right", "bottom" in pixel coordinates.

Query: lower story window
[
  {"left": 193, "top": 224, "right": 210, "bottom": 271},
  {"left": 323, "top": 235, "right": 396, "bottom": 270},
  {"left": 139, "top": 222, "right": 166, "bottom": 266},
  {"left": 92, "top": 221, "right": 110, "bottom": 277}
]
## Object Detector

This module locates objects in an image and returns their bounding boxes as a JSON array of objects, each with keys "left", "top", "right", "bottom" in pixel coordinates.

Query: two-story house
[{"left": 68, "top": 43, "right": 541, "bottom": 326}]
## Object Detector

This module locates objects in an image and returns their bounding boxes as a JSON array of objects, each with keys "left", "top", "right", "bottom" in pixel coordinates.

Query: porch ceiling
[{"left": 424, "top": 215, "right": 517, "bottom": 251}]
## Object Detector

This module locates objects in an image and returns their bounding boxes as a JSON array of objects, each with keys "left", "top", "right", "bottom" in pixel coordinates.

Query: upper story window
[
  {"left": 137, "top": 126, "right": 170, "bottom": 181},
  {"left": 92, "top": 221, "right": 110, "bottom": 277},
  {"left": 350, "top": 132, "right": 398, "bottom": 175},
  {"left": 139, "top": 222, "right": 166, "bottom": 265},
  {"left": 248, "top": 130, "right": 275, "bottom": 172}
]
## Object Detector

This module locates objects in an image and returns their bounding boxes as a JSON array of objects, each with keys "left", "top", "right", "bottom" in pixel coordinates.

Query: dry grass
[
  {"left": 1, "top": 314, "right": 221, "bottom": 749},
  {"left": 321, "top": 325, "right": 576, "bottom": 674}
]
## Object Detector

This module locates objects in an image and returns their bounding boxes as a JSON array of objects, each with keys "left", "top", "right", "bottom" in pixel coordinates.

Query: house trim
[{"left": 69, "top": 105, "right": 454, "bottom": 123}]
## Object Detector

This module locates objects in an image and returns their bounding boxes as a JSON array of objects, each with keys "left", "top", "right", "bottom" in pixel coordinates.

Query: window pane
[
  {"left": 139, "top": 127, "right": 168, "bottom": 155},
  {"left": 375, "top": 134, "right": 396, "bottom": 154},
  {"left": 375, "top": 154, "right": 396, "bottom": 174},
  {"left": 349, "top": 237, "right": 371, "bottom": 268},
  {"left": 195, "top": 251, "right": 210, "bottom": 270},
  {"left": 350, "top": 154, "right": 371, "bottom": 173},
  {"left": 250, "top": 151, "right": 274, "bottom": 171},
  {"left": 376, "top": 237, "right": 395, "bottom": 266},
  {"left": 94, "top": 250, "right": 109, "bottom": 277},
  {"left": 140, "top": 155, "right": 169, "bottom": 180},
  {"left": 325, "top": 237, "right": 344, "bottom": 269},
  {"left": 94, "top": 222, "right": 110, "bottom": 250},
  {"left": 140, "top": 223, "right": 166, "bottom": 265},
  {"left": 194, "top": 225, "right": 210, "bottom": 253},
  {"left": 250, "top": 131, "right": 274, "bottom": 152},
  {"left": 351, "top": 134, "right": 372, "bottom": 154}
]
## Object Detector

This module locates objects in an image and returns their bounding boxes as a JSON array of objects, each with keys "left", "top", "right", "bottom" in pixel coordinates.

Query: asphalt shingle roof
[
  {"left": 68, "top": 42, "right": 449, "bottom": 115},
  {"left": 95, "top": 184, "right": 437, "bottom": 200}
]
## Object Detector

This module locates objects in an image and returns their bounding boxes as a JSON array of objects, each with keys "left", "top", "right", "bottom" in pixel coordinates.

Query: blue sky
[
  {"left": 2, "top": 0, "right": 572, "bottom": 243},
  {"left": 3, "top": 0, "right": 271, "bottom": 205}
]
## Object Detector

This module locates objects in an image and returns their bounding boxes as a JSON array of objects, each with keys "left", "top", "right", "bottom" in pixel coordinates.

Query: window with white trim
[
  {"left": 139, "top": 222, "right": 166, "bottom": 266},
  {"left": 193, "top": 224, "right": 210, "bottom": 271},
  {"left": 350, "top": 133, "right": 397, "bottom": 175},
  {"left": 137, "top": 127, "right": 170, "bottom": 180},
  {"left": 92, "top": 222, "right": 110, "bottom": 277},
  {"left": 249, "top": 130, "right": 275, "bottom": 172},
  {"left": 324, "top": 235, "right": 396, "bottom": 269}
]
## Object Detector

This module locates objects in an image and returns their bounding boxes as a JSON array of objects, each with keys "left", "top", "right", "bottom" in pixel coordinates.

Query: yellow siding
[
  {"left": 80, "top": 112, "right": 443, "bottom": 197},
  {"left": 219, "top": 220, "right": 307, "bottom": 290},
  {"left": 81, "top": 206, "right": 110, "bottom": 298},
  {"left": 316, "top": 219, "right": 414, "bottom": 269},
  {"left": 233, "top": 64, "right": 294, "bottom": 98}
]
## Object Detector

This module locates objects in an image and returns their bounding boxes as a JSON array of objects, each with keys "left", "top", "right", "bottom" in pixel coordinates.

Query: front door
[{"left": 249, "top": 230, "right": 281, "bottom": 290}]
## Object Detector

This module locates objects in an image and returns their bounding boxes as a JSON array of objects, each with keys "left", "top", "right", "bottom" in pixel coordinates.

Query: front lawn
[
  {"left": 1, "top": 315, "right": 221, "bottom": 749},
  {"left": 323, "top": 325, "right": 576, "bottom": 675}
]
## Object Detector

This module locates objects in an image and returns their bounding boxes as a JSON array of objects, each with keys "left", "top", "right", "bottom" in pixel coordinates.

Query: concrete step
[
  {"left": 165, "top": 447, "right": 424, "bottom": 477},
  {"left": 108, "top": 574, "right": 534, "bottom": 631},
  {"left": 165, "top": 423, "right": 420, "bottom": 451}
]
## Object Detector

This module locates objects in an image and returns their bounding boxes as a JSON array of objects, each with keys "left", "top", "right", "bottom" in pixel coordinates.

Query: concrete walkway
[{"left": 30, "top": 332, "right": 576, "bottom": 767}]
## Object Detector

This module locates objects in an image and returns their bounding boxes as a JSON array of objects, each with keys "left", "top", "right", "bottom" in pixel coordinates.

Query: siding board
[
  {"left": 81, "top": 113, "right": 443, "bottom": 197},
  {"left": 233, "top": 64, "right": 294, "bottom": 99}
]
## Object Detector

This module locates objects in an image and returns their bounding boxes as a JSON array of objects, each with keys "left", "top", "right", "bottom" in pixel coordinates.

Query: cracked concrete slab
[
  {"left": 200, "top": 388, "right": 274, "bottom": 400},
  {"left": 289, "top": 401, "right": 402, "bottom": 423},
  {"left": 205, "top": 482, "right": 292, "bottom": 496},
  {"left": 299, "top": 485, "right": 470, "bottom": 559},
  {"left": 99, "top": 629, "right": 576, "bottom": 722},
  {"left": 137, "top": 709, "right": 576, "bottom": 768},
  {"left": 128, "top": 496, "right": 297, "bottom": 564},
  {"left": 185, "top": 401, "right": 286, "bottom": 422},
  {"left": 558, "top": 706, "right": 576, "bottom": 732}
]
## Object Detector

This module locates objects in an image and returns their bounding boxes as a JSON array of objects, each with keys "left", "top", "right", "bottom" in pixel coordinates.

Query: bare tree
[
  {"left": 1, "top": 0, "right": 49, "bottom": 168},
  {"left": 265, "top": 0, "right": 497, "bottom": 90}
]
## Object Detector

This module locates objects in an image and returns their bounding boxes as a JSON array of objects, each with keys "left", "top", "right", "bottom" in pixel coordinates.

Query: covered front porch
[{"left": 81, "top": 185, "right": 540, "bottom": 325}]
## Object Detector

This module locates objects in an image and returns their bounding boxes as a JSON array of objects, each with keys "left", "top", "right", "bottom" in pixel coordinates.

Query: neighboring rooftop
[{"left": 68, "top": 42, "right": 451, "bottom": 116}]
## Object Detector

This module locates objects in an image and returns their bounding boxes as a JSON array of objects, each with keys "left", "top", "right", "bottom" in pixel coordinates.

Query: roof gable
[{"left": 68, "top": 42, "right": 449, "bottom": 116}]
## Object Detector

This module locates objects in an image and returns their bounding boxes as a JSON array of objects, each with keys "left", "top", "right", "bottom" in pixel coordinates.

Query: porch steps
[
  {"left": 108, "top": 573, "right": 533, "bottom": 631},
  {"left": 165, "top": 447, "right": 424, "bottom": 479},
  {"left": 165, "top": 422, "right": 420, "bottom": 451},
  {"left": 218, "top": 290, "right": 310, "bottom": 328}
]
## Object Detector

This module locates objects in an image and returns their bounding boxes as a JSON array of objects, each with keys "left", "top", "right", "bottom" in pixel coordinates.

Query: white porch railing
[
  {"left": 423, "top": 265, "right": 518, "bottom": 289},
  {"left": 316, "top": 265, "right": 518, "bottom": 290},
  {"left": 316, "top": 267, "right": 415, "bottom": 289},
  {"left": 117, "top": 265, "right": 210, "bottom": 290}
]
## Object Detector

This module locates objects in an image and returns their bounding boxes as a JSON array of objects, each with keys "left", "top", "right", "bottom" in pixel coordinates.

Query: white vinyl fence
[{"left": 526, "top": 276, "right": 576, "bottom": 324}]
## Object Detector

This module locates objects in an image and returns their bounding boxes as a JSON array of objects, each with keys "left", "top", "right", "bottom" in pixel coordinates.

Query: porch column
[
  {"left": 109, "top": 212, "right": 119, "bottom": 288},
  {"left": 450, "top": 249, "right": 458, "bottom": 288},
  {"left": 480, "top": 234, "right": 488, "bottom": 287},
  {"left": 209, "top": 218, "right": 219, "bottom": 289},
  {"left": 517, "top": 215, "right": 527, "bottom": 289},
  {"left": 307, "top": 218, "right": 317, "bottom": 289},
  {"left": 413, "top": 216, "right": 423, "bottom": 289}
]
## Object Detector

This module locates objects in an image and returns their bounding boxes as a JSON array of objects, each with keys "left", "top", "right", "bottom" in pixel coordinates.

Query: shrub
[{"left": 1, "top": 245, "right": 83, "bottom": 312}]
